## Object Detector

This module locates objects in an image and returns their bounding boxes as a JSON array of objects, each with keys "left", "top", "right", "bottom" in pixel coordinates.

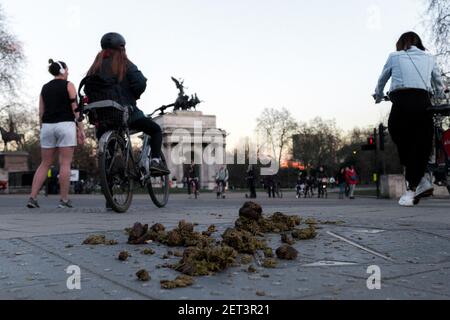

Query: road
[{"left": 0, "top": 191, "right": 449, "bottom": 300}]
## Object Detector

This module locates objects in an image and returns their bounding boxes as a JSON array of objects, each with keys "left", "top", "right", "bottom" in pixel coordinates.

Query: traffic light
[
  {"left": 362, "top": 135, "right": 377, "bottom": 151},
  {"left": 379, "top": 123, "right": 387, "bottom": 151}
]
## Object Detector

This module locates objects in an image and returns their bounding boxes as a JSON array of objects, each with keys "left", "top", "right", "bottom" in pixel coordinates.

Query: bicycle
[
  {"left": 216, "top": 180, "right": 226, "bottom": 199},
  {"left": 427, "top": 91, "right": 450, "bottom": 195},
  {"left": 296, "top": 183, "right": 305, "bottom": 199},
  {"left": 380, "top": 81, "right": 450, "bottom": 195},
  {"left": 78, "top": 96, "right": 171, "bottom": 213},
  {"left": 189, "top": 177, "right": 199, "bottom": 199},
  {"left": 318, "top": 182, "right": 328, "bottom": 199}
]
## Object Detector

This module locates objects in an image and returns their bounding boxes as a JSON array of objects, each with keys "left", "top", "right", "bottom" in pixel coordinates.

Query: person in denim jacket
[{"left": 374, "top": 32, "right": 446, "bottom": 207}]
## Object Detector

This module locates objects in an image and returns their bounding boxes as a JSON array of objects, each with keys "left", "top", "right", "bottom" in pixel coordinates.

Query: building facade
[{"left": 153, "top": 111, "right": 227, "bottom": 190}]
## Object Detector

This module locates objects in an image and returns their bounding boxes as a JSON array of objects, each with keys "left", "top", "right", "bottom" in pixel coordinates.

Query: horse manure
[
  {"left": 136, "top": 269, "right": 150, "bottom": 282},
  {"left": 118, "top": 251, "right": 130, "bottom": 261},
  {"left": 276, "top": 245, "right": 298, "bottom": 260},
  {"left": 82, "top": 235, "right": 117, "bottom": 246},
  {"left": 262, "top": 258, "right": 278, "bottom": 269},
  {"left": 292, "top": 226, "right": 317, "bottom": 240},
  {"left": 160, "top": 275, "right": 194, "bottom": 289}
]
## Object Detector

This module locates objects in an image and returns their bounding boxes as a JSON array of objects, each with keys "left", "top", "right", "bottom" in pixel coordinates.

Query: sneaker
[
  {"left": 399, "top": 191, "right": 416, "bottom": 207},
  {"left": 415, "top": 176, "right": 434, "bottom": 200},
  {"left": 58, "top": 200, "right": 73, "bottom": 209},
  {"left": 149, "top": 159, "right": 170, "bottom": 176},
  {"left": 27, "top": 198, "right": 40, "bottom": 209}
]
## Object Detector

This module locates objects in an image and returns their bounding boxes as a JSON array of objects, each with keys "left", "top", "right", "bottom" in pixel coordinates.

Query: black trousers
[
  {"left": 96, "top": 116, "right": 163, "bottom": 159},
  {"left": 388, "top": 89, "right": 434, "bottom": 189},
  {"left": 129, "top": 117, "right": 163, "bottom": 159},
  {"left": 247, "top": 178, "right": 257, "bottom": 198}
]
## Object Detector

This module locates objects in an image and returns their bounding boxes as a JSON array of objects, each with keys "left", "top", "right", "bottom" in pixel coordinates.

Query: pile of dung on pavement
[
  {"left": 221, "top": 228, "right": 266, "bottom": 254},
  {"left": 160, "top": 275, "right": 194, "bottom": 289},
  {"left": 123, "top": 201, "right": 318, "bottom": 282},
  {"left": 276, "top": 245, "right": 298, "bottom": 260},
  {"left": 174, "top": 245, "right": 238, "bottom": 276},
  {"left": 136, "top": 269, "right": 150, "bottom": 282},
  {"left": 127, "top": 221, "right": 213, "bottom": 248},
  {"left": 82, "top": 235, "right": 118, "bottom": 246},
  {"left": 235, "top": 202, "right": 302, "bottom": 235},
  {"left": 292, "top": 225, "right": 317, "bottom": 240}
]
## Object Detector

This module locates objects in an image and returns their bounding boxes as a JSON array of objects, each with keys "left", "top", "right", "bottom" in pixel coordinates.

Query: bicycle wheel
[
  {"left": 147, "top": 152, "right": 170, "bottom": 208},
  {"left": 99, "top": 132, "right": 133, "bottom": 213}
]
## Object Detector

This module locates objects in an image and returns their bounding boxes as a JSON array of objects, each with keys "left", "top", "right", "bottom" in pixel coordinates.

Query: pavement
[{"left": 0, "top": 191, "right": 450, "bottom": 300}]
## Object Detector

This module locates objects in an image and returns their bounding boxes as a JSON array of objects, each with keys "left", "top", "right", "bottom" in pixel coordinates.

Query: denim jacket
[{"left": 374, "top": 46, "right": 445, "bottom": 103}]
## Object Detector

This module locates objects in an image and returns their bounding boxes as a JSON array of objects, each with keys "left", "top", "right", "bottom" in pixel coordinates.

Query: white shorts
[{"left": 40, "top": 122, "right": 77, "bottom": 149}]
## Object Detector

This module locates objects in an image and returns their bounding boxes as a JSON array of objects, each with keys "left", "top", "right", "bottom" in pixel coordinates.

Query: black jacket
[
  {"left": 84, "top": 58, "right": 147, "bottom": 122},
  {"left": 121, "top": 61, "right": 147, "bottom": 107},
  {"left": 84, "top": 59, "right": 147, "bottom": 106}
]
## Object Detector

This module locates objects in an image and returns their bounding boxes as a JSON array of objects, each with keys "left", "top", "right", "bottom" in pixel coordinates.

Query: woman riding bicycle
[
  {"left": 374, "top": 31, "right": 446, "bottom": 207},
  {"left": 187, "top": 160, "right": 200, "bottom": 198},
  {"left": 215, "top": 165, "right": 229, "bottom": 199},
  {"left": 84, "top": 32, "right": 169, "bottom": 175}
]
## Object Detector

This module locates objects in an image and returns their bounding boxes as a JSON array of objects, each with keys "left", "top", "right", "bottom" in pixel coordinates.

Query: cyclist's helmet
[{"left": 101, "top": 32, "right": 126, "bottom": 50}]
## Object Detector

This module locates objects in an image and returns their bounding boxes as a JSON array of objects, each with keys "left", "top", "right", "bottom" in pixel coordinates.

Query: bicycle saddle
[{"left": 84, "top": 100, "right": 128, "bottom": 112}]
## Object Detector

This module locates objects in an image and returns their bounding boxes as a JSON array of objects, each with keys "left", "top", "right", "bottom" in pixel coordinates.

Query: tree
[
  {"left": 256, "top": 108, "right": 297, "bottom": 167},
  {"left": 426, "top": 0, "right": 450, "bottom": 68},
  {"left": 1, "top": 4, "right": 27, "bottom": 152},
  {"left": 337, "top": 127, "right": 402, "bottom": 184},
  {"left": 0, "top": 4, "right": 24, "bottom": 99},
  {"left": 0, "top": 100, "right": 40, "bottom": 152},
  {"left": 292, "top": 117, "right": 342, "bottom": 173}
]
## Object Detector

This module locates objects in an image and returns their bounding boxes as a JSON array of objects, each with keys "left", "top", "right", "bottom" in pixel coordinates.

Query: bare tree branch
[
  {"left": 256, "top": 108, "right": 298, "bottom": 167},
  {"left": 426, "top": 0, "right": 450, "bottom": 68},
  {"left": 0, "top": 4, "right": 24, "bottom": 100}
]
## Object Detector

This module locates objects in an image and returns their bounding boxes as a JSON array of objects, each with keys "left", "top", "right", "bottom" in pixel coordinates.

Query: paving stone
[{"left": 1, "top": 193, "right": 450, "bottom": 299}]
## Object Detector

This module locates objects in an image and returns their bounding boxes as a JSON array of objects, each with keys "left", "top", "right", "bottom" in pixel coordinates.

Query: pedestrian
[
  {"left": 265, "top": 175, "right": 276, "bottom": 198},
  {"left": 27, "top": 59, "right": 85, "bottom": 209},
  {"left": 374, "top": 31, "right": 446, "bottom": 207},
  {"left": 246, "top": 165, "right": 257, "bottom": 199},
  {"left": 215, "top": 165, "right": 229, "bottom": 199},
  {"left": 187, "top": 160, "right": 200, "bottom": 198},
  {"left": 345, "top": 165, "right": 358, "bottom": 200},
  {"left": 305, "top": 175, "right": 314, "bottom": 198},
  {"left": 316, "top": 166, "right": 328, "bottom": 199},
  {"left": 336, "top": 167, "right": 346, "bottom": 200},
  {"left": 295, "top": 174, "right": 306, "bottom": 199}
]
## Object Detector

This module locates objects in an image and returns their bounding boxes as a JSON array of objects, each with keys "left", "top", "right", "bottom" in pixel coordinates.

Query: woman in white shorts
[{"left": 27, "top": 59, "right": 85, "bottom": 209}]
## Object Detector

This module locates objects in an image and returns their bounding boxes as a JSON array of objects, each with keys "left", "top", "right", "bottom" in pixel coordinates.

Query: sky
[{"left": 1, "top": 0, "right": 429, "bottom": 147}]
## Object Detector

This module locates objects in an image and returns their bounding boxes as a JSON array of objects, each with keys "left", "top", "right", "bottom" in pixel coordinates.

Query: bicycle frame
[{"left": 98, "top": 127, "right": 152, "bottom": 185}]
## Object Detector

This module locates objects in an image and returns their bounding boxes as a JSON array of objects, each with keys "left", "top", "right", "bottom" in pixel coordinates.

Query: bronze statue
[
  {"left": 0, "top": 117, "right": 24, "bottom": 151},
  {"left": 170, "top": 77, "right": 202, "bottom": 111}
]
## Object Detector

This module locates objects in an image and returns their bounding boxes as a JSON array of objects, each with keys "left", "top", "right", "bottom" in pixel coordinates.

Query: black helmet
[{"left": 101, "top": 32, "right": 126, "bottom": 50}]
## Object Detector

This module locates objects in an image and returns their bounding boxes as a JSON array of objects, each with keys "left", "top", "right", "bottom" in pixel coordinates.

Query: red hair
[{"left": 87, "top": 48, "right": 128, "bottom": 81}]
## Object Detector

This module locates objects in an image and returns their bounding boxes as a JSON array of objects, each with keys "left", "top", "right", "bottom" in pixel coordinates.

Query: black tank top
[{"left": 41, "top": 79, "right": 74, "bottom": 124}]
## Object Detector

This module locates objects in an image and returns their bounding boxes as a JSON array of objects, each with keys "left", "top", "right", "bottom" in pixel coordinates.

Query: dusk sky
[{"left": 2, "top": 0, "right": 429, "bottom": 146}]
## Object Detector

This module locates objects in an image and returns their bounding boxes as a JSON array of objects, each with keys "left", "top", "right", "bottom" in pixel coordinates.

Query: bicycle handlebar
[{"left": 148, "top": 104, "right": 176, "bottom": 118}]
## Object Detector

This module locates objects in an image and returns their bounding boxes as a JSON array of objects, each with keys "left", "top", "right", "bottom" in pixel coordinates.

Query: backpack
[{"left": 80, "top": 74, "right": 124, "bottom": 105}]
